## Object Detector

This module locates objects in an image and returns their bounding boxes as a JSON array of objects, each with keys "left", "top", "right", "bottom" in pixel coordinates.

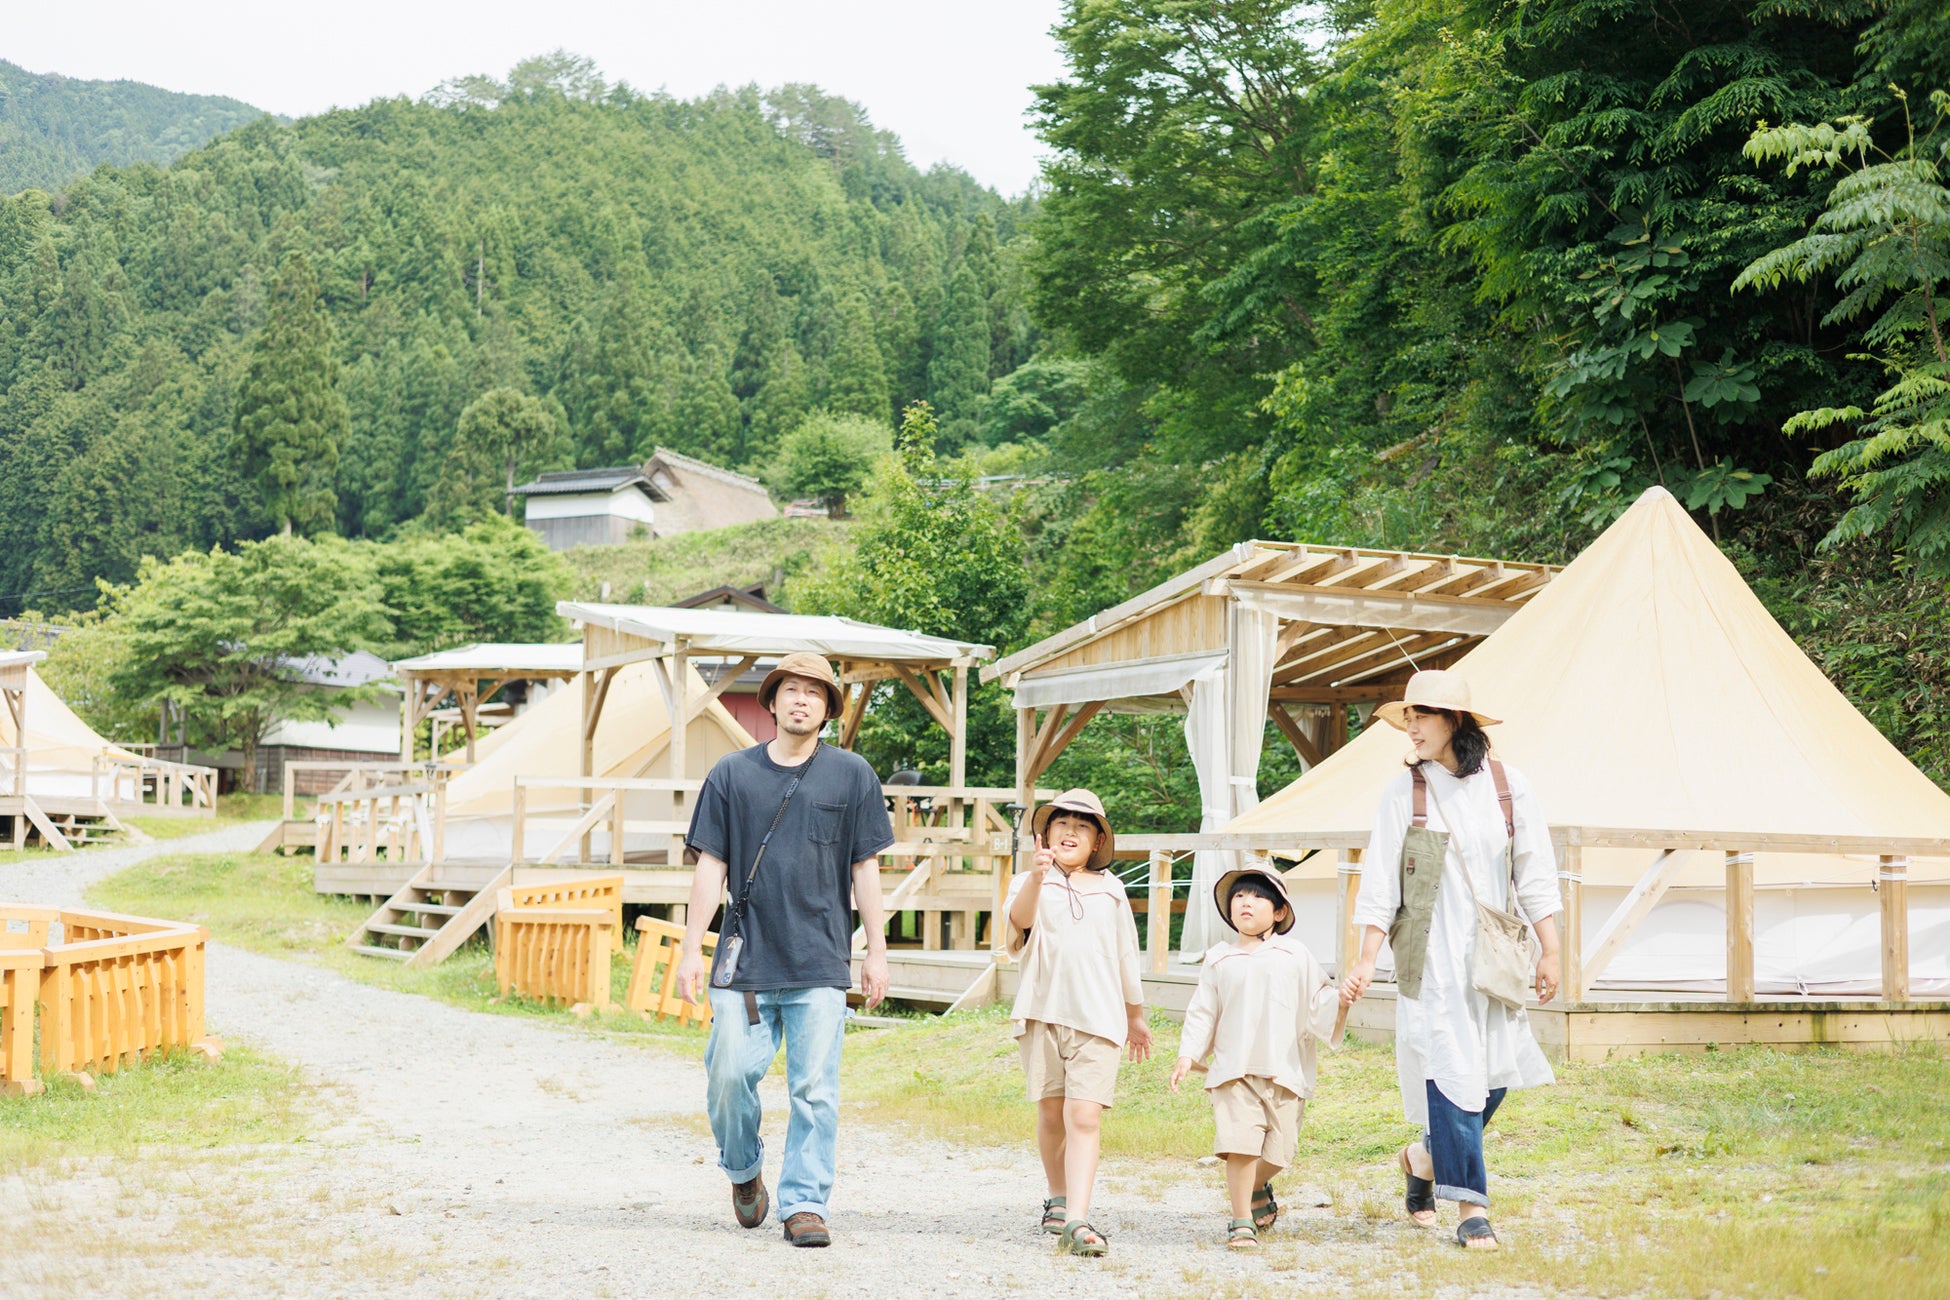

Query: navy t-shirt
[{"left": 686, "top": 742, "right": 894, "bottom": 991}]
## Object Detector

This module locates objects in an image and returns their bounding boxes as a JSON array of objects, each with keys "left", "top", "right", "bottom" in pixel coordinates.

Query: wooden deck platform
[{"left": 854, "top": 951, "right": 1950, "bottom": 1062}]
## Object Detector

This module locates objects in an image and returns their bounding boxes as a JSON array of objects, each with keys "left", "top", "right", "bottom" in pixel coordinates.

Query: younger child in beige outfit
[
  {"left": 1170, "top": 866, "right": 1339, "bottom": 1250},
  {"left": 1005, "top": 789, "right": 1152, "bottom": 1258}
]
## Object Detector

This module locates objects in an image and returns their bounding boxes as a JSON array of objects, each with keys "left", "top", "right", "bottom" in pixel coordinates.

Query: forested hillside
[
  {"left": 0, "top": 53, "right": 1034, "bottom": 606},
  {"left": 0, "top": 60, "right": 269, "bottom": 194}
]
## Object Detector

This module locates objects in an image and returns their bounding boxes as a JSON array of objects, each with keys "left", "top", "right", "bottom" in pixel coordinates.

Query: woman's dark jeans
[{"left": 1423, "top": 1080, "right": 1506, "bottom": 1209}]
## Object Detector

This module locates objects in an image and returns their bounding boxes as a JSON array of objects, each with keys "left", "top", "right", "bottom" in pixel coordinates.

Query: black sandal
[
  {"left": 1251, "top": 1181, "right": 1279, "bottom": 1230},
  {"left": 1399, "top": 1147, "right": 1436, "bottom": 1223},
  {"left": 1456, "top": 1215, "right": 1498, "bottom": 1249}
]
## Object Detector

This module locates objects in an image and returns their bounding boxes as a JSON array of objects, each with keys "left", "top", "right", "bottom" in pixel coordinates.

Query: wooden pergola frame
[
  {"left": 560, "top": 603, "right": 994, "bottom": 862},
  {"left": 985, "top": 540, "right": 1560, "bottom": 815},
  {"left": 392, "top": 643, "right": 584, "bottom": 765},
  {"left": 0, "top": 650, "right": 41, "bottom": 802}
]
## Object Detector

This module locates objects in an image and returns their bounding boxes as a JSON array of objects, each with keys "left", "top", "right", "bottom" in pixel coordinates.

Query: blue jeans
[
  {"left": 705, "top": 986, "right": 846, "bottom": 1222},
  {"left": 1423, "top": 1080, "right": 1507, "bottom": 1209}
]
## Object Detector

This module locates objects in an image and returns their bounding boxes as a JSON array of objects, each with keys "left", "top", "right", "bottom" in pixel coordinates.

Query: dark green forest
[
  {"left": 3, "top": 6, "right": 1948, "bottom": 793},
  {"left": 0, "top": 59, "right": 271, "bottom": 195}
]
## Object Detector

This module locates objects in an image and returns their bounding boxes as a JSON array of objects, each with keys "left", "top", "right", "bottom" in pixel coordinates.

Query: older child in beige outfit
[
  {"left": 1170, "top": 867, "right": 1339, "bottom": 1249},
  {"left": 1005, "top": 789, "right": 1152, "bottom": 1258}
]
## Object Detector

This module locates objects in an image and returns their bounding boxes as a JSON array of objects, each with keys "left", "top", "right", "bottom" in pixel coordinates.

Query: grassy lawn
[
  {"left": 0, "top": 1046, "right": 310, "bottom": 1170},
  {"left": 87, "top": 849, "right": 712, "bottom": 1057}
]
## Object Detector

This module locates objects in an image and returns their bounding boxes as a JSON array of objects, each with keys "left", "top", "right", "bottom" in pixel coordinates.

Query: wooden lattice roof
[{"left": 985, "top": 540, "right": 1560, "bottom": 705}]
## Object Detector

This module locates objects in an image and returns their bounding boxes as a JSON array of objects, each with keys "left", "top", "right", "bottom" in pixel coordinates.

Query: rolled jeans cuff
[
  {"left": 722, "top": 1147, "right": 765, "bottom": 1185},
  {"left": 1435, "top": 1183, "right": 1489, "bottom": 1208},
  {"left": 777, "top": 1199, "right": 829, "bottom": 1222}
]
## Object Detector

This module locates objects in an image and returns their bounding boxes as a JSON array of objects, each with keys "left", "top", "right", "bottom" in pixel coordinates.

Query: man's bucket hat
[
  {"left": 1373, "top": 668, "right": 1502, "bottom": 731},
  {"left": 1213, "top": 866, "right": 1296, "bottom": 935},
  {"left": 758, "top": 651, "right": 845, "bottom": 716},
  {"left": 1031, "top": 789, "right": 1115, "bottom": 871}
]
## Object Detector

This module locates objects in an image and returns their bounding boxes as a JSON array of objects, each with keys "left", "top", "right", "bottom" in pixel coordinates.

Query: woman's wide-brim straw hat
[
  {"left": 1031, "top": 789, "right": 1115, "bottom": 871},
  {"left": 1213, "top": 867, "right": 1296, "bottom": 935},
  {"left": 757, "top": 651, "right": 845, "bottom": 715},
  {"left": 1373, "top": 669, "right": 1502, "bottom": 731}
]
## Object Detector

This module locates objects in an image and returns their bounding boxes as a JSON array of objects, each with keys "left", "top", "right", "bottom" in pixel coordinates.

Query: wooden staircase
[
  {"left": 4, "top": 795, "right": 145, "bottom": 853},
  {"left": 345, "top": 860, "right": 510, "bottom": 967}
]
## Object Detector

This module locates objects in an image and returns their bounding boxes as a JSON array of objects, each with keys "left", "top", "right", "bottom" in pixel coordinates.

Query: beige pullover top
[
  {"left": 1179, "top": 933, "right": 1340, "bottom": 1098},
  {"left": 1005, "top": 865, "right": 1145, "bottom": 1046}
]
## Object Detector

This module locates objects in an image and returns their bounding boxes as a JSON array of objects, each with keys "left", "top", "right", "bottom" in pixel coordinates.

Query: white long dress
[{"left": 1351, "top": 760, "right": 1561, "bottom": 1126}]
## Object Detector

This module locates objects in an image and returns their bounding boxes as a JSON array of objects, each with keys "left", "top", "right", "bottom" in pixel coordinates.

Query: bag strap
[
  {"left": 726, "top": 743, "right": 820, "bottom": 932},
  {"left": 1420, "top": 768, "right": 1529, "bottom": 924},
  {"left": 1488, "top": 758, "right": 1515, "bottom": 841},
  {"left": 1410, "top": 764, "right": 1429, "bottom": 827}
]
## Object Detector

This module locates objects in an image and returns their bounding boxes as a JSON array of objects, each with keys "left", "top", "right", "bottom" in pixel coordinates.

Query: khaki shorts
[
  {"left": 1209, "top": 1075, "right": 1303, "bottom": 1168},
  {"left": 1018, "top": 1019, "right": 1120, "bottom": 1108}
]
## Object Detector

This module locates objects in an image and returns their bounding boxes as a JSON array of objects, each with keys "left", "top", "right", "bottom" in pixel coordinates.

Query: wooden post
[
  {"left": 511, "top": 782, "right": 528, "bottom": 864},
  {"left": 609, "top": 792, "right": 626, "bottom": 867},
  {"left": 1725, "top": 851, "right": 1755, "bottom": 1002},
  {"left": 1148, "top": 850, "right": 1171, "bottom": 973},
  {"left": 669, "top": 646, "right": 689, "bottom": 867},
  {"left": 1014, "top": 706, "right": 1036, "bottom": 874},
  {"left": 1559, "top": 842, "right": 1583, "bottom": 1002},
  {"left": 949, "top": 664, "right": 969, "bottom": 825},
  {"left": 1335, "top": 847, "right": 1363, "bottom": 978},
  {"left": 1880, "top": 855, "right": 1909, "bottom": 1002},
  {"left": 282, "top": 763, "right": 296, "bottom": 824}
]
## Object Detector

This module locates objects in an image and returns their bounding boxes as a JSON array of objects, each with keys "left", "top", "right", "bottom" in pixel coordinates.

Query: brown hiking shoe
[
  {"left": 732, "top": 1175, "right": 768, "bottom": 1229},
  {"left": 781, "top": 1211, "right": 831, "bottom": 1247}
]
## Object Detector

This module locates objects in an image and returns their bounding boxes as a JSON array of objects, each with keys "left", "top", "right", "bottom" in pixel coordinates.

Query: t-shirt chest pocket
[{"left": 809, "top": 800, "right": 848, "bottom": 846}]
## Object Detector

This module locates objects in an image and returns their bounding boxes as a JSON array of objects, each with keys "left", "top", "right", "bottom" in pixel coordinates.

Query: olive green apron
[{"left": 1386, "top": 760, "right": 1515, "bottom": 1000}]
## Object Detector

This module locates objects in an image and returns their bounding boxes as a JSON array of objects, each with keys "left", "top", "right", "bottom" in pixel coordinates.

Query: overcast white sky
[{"left": 6, "top": 1, "right": 1071, "bottom": 195}]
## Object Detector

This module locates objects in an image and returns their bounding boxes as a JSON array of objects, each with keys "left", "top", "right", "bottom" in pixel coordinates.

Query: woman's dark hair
[
  {"left": 1226, "top": 874, "right": 1287, "bottom": 911},
  {"left": 1403, "top": 708, "right": 1490, "bottom": 777}
]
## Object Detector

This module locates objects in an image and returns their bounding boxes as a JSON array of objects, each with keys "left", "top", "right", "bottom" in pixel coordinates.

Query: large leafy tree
[
  {"left": 104, "top": 536, "right": 389, "bottom": 790},
  {"left": 768, "top": 410, "right": 892, "bottom": 518},
  {"left": 424, "top": 387, "right": 564, "bottom": 528},
  {"left": 234, "top": 252, "right": 348, "bottom": 535}
]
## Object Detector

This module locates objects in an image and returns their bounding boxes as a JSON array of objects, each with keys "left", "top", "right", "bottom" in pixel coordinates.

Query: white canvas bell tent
[
  {"left": 0, "top": 661, "right": 145, "bottom": 796},
  {"left": 1229, "top": 486, "right": 1950, "bottom": 996},
  {"left": 433, "top": 657, "right": 756, "bottom": 861}
]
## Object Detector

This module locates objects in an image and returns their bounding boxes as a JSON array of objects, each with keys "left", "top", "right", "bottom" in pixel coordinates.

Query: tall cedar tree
[
  {"left": 928, "top": 261, "right": 992, "bottom": 450},
  {"left": 234, "top": 252, "right": 348, "bottom": 535}
]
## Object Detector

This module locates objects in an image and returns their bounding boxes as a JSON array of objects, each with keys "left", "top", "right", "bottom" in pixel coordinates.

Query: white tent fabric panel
[
  {"left": 0, "top": 666, "right": 143, "bottom": 774},
  {"left": 1010, "top": 650, "right": 1225, "bottom": 710}
]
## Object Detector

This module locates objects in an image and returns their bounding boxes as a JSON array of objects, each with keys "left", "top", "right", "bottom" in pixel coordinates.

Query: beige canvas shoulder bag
[{"left": 1421, "top": 760, "right": 1537, "bottom": 1011}]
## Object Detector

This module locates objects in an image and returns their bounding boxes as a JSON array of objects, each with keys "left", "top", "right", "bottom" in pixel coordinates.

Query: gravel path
[{"left": 3, "top": 826, "right": 1377, "bottom": 1296}]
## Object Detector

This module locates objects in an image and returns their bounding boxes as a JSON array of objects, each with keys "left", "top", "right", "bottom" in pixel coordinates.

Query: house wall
[
  {"left": 524, "top": 488, "right": 658, "bottom": 526},
  {"left": 528, "top": 514, "right": 640, "bottom": 551}
]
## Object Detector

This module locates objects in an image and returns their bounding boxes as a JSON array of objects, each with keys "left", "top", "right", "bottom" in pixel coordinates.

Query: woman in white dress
[{"left": 1339, "top": 670, "right": 1563, "bottom": 1250}]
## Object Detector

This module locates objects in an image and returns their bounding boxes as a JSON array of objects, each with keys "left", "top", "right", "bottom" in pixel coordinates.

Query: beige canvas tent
[
  {"left": 1229, "top": 486, "right": 1950, "bottom": 997},
  {"left": 434, "top": 658, "right": 756, "bottom": 861},
  {"left": 0, "top": 662, "right": 144, "bottom": 790}
]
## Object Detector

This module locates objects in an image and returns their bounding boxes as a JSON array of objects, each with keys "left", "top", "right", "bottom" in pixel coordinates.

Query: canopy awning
[
  {"left": 560, "top": 603, "right": 992, "bottom": 668},
  {"left": 1010, "top": 650, "right": 1226, "bottom": 710}
]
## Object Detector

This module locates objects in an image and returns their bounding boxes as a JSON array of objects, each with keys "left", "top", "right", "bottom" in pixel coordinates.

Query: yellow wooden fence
[
  {"left": 0, "top": 903, "right": 215, "bottom": 1094},
  {"left": 493, "top": 875, "right": 622, "bottom": 1010},
  {"left": 624, "top": 916, "right": 718, "bottom": 1027}
]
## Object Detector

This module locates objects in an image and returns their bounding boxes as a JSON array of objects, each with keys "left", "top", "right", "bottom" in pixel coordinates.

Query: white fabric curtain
[{"left": 1178, "top": 604, "right": 1282, "bottom": 954}]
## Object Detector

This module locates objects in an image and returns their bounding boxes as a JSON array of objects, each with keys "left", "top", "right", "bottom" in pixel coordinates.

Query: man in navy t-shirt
[{"left": 674, "top": 652, "right": 892, "bottom": 1248}]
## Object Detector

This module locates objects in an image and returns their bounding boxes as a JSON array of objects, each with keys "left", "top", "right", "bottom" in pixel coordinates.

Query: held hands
[
  {"left": 1339, "top": 959, "right": 1375, "bottom": 1008},
  {"left": 860, "top": 952, "right": 890, "bottom": 1009}
]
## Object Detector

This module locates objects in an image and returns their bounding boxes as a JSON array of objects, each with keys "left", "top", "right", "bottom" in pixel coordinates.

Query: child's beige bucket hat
[
  {"left": 1031, "top": 789, "right": 1115, "bottom": 871},
  {"left": 1213, "top": 867, "right": 1296, "bottom": 935}
]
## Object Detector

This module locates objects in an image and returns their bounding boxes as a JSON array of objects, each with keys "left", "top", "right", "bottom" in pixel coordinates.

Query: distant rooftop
[{"left": 510, "top": 468, "right": 666, "bottom": 499}]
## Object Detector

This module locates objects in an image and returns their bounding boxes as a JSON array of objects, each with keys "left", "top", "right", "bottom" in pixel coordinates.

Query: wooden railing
[
  {"left": 0, "top": 745, "right": 25, "bottom": 798},
  {"left": 493, "top": 875, "right": 621, "bottom": 1010},
  {"left": 315, "top": 775, "right": 436, "bottom": 866},
  {"left": 93, "top": 754, "right": 218, "bottom": 815},
  {"left": 625, "top": 916, "right": 716, "bottom": 1026},
  {"left": 509, "top": 776, "right": 701, "bottom": 867},
  {"left": 0, "top": 903, "right": 217, "bottom": 1093}
]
